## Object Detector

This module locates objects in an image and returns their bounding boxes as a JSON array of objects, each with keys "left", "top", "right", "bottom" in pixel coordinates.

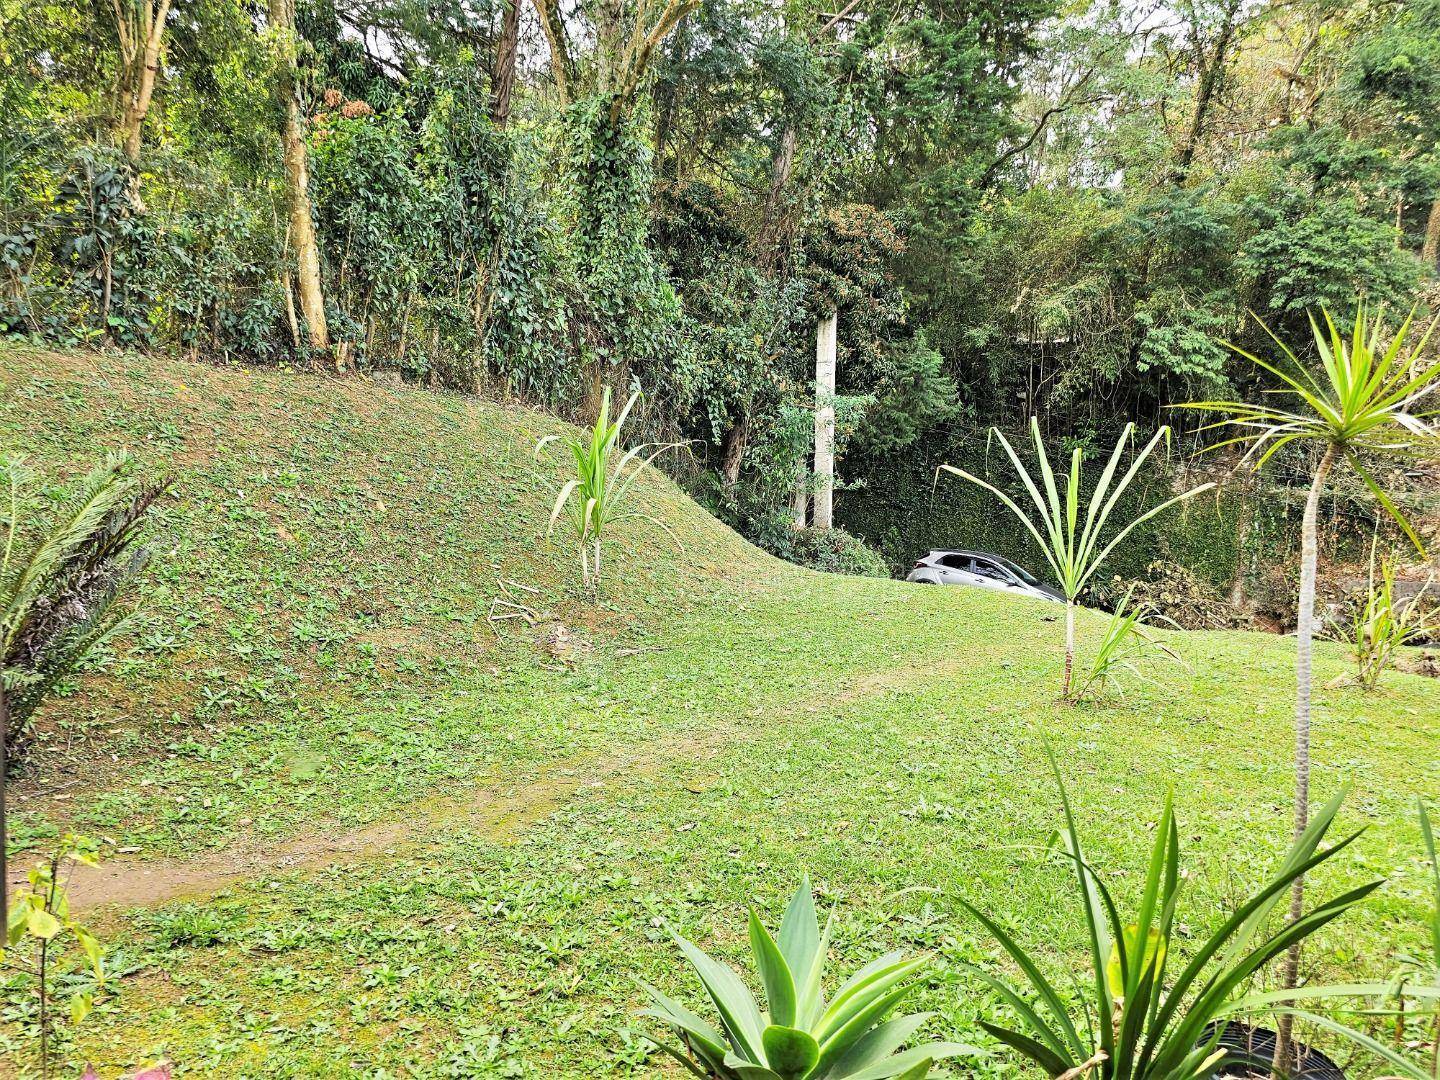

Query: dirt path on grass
[{"left": 11, "top": 659, "right": 936, "bottom": 912}]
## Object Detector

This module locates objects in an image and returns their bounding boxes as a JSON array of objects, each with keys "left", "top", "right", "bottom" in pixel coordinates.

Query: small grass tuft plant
[
  {"left": 1072, "top": 589, "right": 1186, "bottom": 702},
  {"left": 1339, "top": 553, "right": 1434, "bottom": 691},
  {"left": 640, "top": 875, "right": 974, "bottom": 1078},
  {"left": 535, "top": 388, "right": 683, "bottom": 590}
]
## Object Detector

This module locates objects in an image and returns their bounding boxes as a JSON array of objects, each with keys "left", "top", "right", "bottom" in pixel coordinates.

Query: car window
[
  {"left": 971, "top": 559, "right": 1010, "bottom": 581},
  {"left": 937, "top": 554, "right": 970, "bottom": 570},
  {"left": 993, "top": 555, "right": 1040, "bottom": 586}
]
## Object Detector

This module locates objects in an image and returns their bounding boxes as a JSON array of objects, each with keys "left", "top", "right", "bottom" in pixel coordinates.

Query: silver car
[{"left": 906, "top": 549, "right": 1064, "bottom": 602}]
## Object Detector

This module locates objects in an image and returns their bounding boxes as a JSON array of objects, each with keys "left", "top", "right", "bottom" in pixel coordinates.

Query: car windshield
[{"left": 992, "top": 555, "right": 1041, "bottom": 586}]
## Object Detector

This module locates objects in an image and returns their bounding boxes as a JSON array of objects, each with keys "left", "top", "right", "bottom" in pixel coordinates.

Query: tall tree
[
  {"left": 109, "top": 0, "right": 173, "bottom": 164},
  {"left": 268, "top": 0, "right": 329, "bottom": 351}
]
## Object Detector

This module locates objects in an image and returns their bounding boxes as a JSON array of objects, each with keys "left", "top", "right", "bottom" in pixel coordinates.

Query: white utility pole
[{"left": 813, "top": 308, "right": 837, "bottom": 530}]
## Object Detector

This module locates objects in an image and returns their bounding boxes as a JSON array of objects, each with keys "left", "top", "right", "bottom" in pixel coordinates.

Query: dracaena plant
[
  {"left": 1184, "top": 303, "right": 1440, "bottom": 1068},
  {"left": 936, "top": 420, "right": 1212, "bottom": 700},
  {"left": 534, "top": 388, "right": 682, "bottom": 590},
  {"left": 964, "top": 760, "right": 1383, "bottom": 1080},
  {"left": 640, "top": 876, "right": 974, "bottom": 1079}
]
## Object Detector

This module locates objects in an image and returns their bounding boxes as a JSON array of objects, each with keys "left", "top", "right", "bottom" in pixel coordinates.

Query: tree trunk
[
  {"left": 1272, "top": 442, "right": 1338, "bottom": 1074},
  {"left": 1423, "top": 196, "right": 1440, "bottom": 273},
  {"left": 813, "top": 309, "right": 837, "bottom": 530},
  {"left": 269, "top": 0, "right": 329, "bottom": 351},
  {"left": 1227, "top": 497, "right": 1253, "bottom": 609},
  {"left": 117, "top": 0, "right": 172, "bottom": 164},
  {"left": 718, "top": 414, "right": 748, "bottom": 487},
  {"left": 1062, "top": 599, "right": 1075, "bottom": 699},
  {"left": 755, "top": 125, "right": 799, "bottom": 273},
  {"left": 792, "top": 468, "right": 807, "bottom": 528},
  {"left": 1170, "top": 0, "right": 1240, "bottom": 186},
  {"left": 490, "top": 0, "right": 520, "bottom": 127}
]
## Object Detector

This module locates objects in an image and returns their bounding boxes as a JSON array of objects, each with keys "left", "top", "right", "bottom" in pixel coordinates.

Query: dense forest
[{"left": 3, "top": 0, "right": 1437, "bottom": 588}]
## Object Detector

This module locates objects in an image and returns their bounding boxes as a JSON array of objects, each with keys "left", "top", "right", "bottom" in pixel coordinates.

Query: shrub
[
  {"left": 790, "top": 528, "right": 890, "bottom": 578},
  {"left": 7, "top": 835, "right": 106, "bottom": 1076},
  {"left": 1099, "top": 560, "right": 1246, "bottom": 631}
]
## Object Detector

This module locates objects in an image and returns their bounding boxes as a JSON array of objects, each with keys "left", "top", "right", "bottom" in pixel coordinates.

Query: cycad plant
[
  {"left": 1, "top": 451, "right": 164, "bottom": 936},
  {"left": 2, "top": 450, "right": 165, "bottom": 756},
  {"left": 1184, "top": 304, "right": 1440, "bottom": 1067},
  {"left": 1340, "top": 553, "right": 1434, "bottom": 690},
  {"left": 937, "top": 419, "right": 1211, "bottom": 699},
  {"left": 535, "top": 388, "right": 682, "bottom": 590},
  {"left": 965, "top": 765, "right": 1383, "bottom": 1080},
  {"left": 640, "top": 876, "right": 974, "bottom": 1078}
]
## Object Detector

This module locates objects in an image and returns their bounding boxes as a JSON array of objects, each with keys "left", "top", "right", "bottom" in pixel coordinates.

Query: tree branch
[
  {"left": 979, "top": 69, "right": 1103, "bottom": 189},
  {"left": 528, "top": 0, "right": 573, "bottom": 103}
]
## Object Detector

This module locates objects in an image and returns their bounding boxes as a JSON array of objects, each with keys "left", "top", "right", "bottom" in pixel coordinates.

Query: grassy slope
[{"left": 1, "top": 346, "right": 1437, "bottom": 1079}]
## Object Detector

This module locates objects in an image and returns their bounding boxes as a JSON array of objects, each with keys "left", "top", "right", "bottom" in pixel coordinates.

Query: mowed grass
[{"left": 0, "top": 346, "right": 1437, "bottom": 1078}]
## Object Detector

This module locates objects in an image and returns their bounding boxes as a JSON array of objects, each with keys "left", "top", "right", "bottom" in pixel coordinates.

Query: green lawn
[{"left": 1, "top": 347, "right": 1436, "bottom": 1079}]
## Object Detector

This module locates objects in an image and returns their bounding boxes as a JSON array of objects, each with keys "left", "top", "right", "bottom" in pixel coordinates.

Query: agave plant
[
  {"left": 535, "top": 388, "right": 682, "bottom": 589},
  {"left": 1339, "top": 553, "right": 1435, "bottom": 691},
  {"left": 1071, "top": 589, "right": 1186, "bottom": 702},
  {"left": 937, "top": 419, "right": 1211, "bottom": 699},
  {"left": 963, "top": 761, "right": 1384, "bottom": 1080},
  {"left": 1184, "top": 304, "right": 1440, "bottom": 1067},
  {"left": 640, "top": 877, "right": 974, "bottom": 1079}
]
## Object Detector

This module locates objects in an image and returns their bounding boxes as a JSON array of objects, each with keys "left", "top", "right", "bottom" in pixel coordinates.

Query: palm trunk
[
  {"left": 792, "top": 462, "right": 807, "bottom": 528},
  {"left": 1062, "top": 599, "right": 1076, "bottom": 699},
  {"left": 1273, "top": 442, "right": 1337, "bottom": 1073}
]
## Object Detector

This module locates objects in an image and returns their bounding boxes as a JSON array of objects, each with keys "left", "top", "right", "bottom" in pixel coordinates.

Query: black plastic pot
[{"left": 1202, "top": 1022, "right": 1347, "bottom": 1080}]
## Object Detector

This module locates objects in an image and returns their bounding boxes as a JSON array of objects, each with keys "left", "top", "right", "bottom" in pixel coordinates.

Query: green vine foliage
[
  {"left": 837, "top": 432, "right": 1283, "bottom": 592},
  {"left": 563, "top": 97, "right": 685, "bottom": 401}
]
